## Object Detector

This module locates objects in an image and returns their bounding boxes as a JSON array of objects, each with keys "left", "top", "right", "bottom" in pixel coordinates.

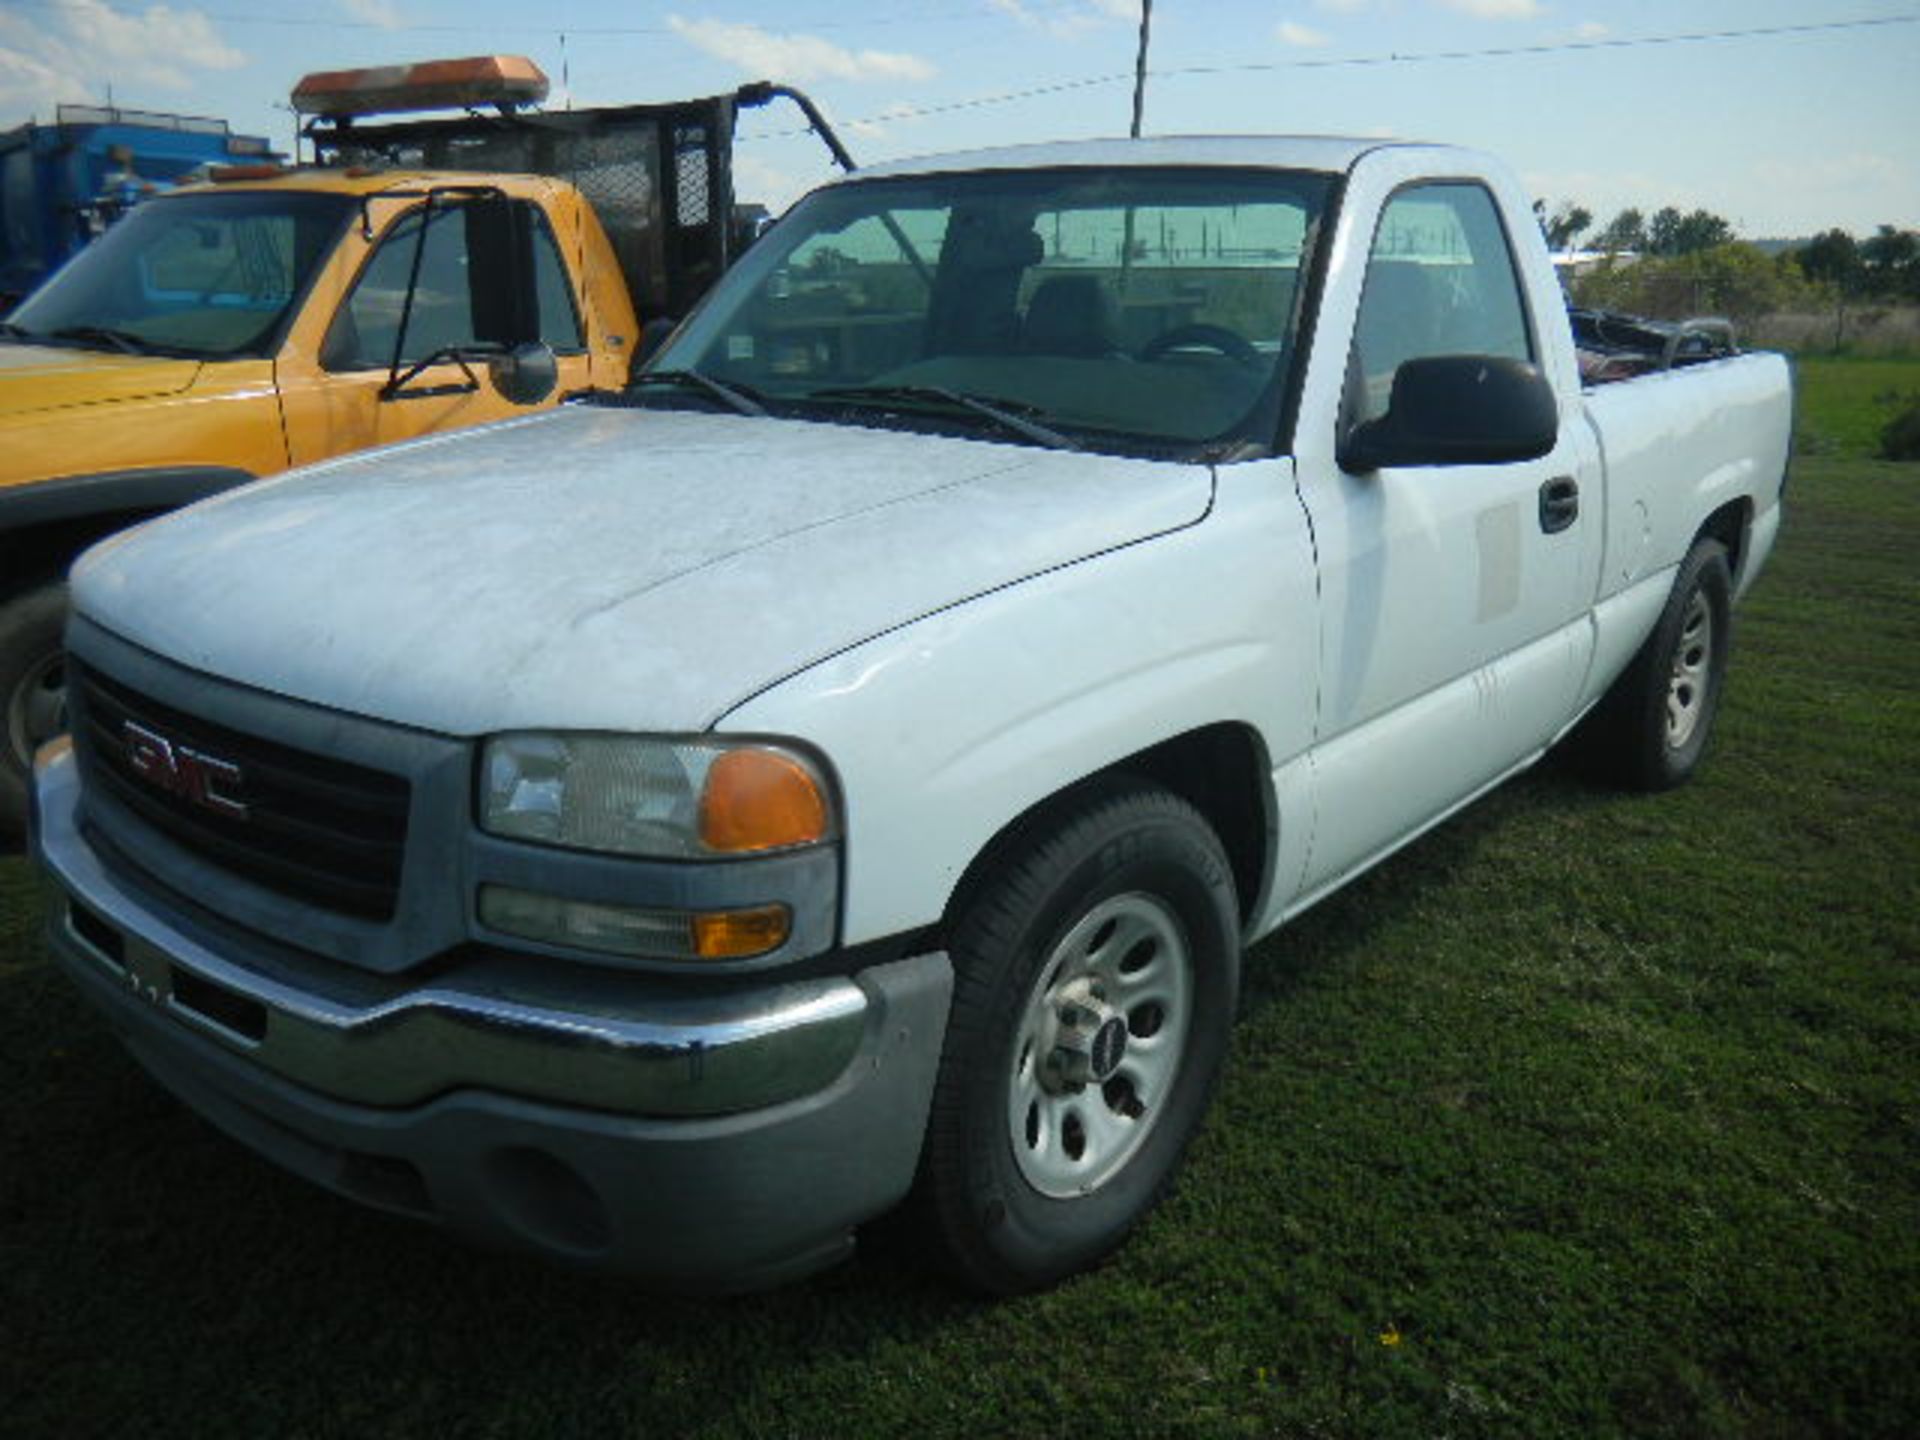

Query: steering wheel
[{"left": 1137, "top": 323, "right": 1260, "bottom": 367}]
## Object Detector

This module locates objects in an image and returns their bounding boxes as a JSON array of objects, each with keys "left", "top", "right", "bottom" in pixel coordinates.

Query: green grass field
[
  {"left": 3, "top": 365, "right": 1916, "bottom": 1438},
  {"left": 1793, "top": 355, "right": 1920, "bottom": 457}
]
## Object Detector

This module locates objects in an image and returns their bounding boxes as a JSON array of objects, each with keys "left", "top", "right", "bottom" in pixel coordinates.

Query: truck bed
[{"left": 1582, "top": 348, "right": 1791, "bottom": 605}]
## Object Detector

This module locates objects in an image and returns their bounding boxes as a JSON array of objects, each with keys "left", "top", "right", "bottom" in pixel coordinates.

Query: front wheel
[
  {"left": 922, "top": 778, "right": 1240, "bottom": 1293},
  {"left": 1579, "top": 537, "right": 1733, "bottom": 791},
  {"left": 0, "top": 581, "right": 69, "bottom": 846}
]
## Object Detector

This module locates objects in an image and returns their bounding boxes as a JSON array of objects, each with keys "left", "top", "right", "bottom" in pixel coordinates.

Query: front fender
[
  {"left": 718, "top": 460, "right": 1321, "bottom": 945},
  {"left": 0, "top": 355, "right": 286, "bottom": 522}
]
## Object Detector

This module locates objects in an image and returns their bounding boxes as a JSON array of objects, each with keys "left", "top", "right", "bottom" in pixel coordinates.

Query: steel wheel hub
[
  {"left": 1040, "top": 982, "right": 1131, "bottom": 1090},
  {"left": 1007, "top": 892, "right": 1193, "bottom": 1198},
  {"left": 1665, "top": 589, "right": 1713, "bottom": 749}
]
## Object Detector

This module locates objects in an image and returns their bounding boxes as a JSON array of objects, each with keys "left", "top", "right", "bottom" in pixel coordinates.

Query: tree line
[
  {"left": 1793, "top": 227, "right": 1920, "bottom": 301},
  {"left": 1534, "top": 200, "right": 1920, "bottom": 302}
]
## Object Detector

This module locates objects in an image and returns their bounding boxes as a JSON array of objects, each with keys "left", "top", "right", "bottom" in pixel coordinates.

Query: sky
[{"left": 2, "top": 0, "right": 1916, "bottom": 240}]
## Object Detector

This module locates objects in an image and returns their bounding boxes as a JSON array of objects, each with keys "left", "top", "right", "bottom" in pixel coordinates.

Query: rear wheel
[
  {"left": 0, "top": 581, "right": 69, "bottom": 845},
  {"left": 1579, "top": 538, "right": 1732, "bottom": 791},
  {"left": 922, "top": 778, "right": 1240, "bottom": 1293}
]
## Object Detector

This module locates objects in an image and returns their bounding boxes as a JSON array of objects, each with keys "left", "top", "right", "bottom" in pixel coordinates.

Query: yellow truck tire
[{"left": 1, "top": 580, "right": 67, "bottom": 845}]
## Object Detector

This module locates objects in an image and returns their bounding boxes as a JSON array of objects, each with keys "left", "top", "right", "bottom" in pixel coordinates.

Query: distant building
[{"left": 1553, "top": 248, "right": 1639, "bottom": 281}]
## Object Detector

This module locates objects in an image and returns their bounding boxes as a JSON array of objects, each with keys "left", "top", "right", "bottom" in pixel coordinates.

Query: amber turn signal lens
[
  {"left": 698, "top": 748, "right": 829, "bottom": 853},
  {"left": 692, "top": 905, "right": 792, "bottom": 959}
]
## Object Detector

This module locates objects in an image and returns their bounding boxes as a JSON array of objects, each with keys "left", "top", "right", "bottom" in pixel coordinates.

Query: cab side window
[
  {"left": 1350, "top": 183, "right": 1533, "bottom": 423},
  {"left": 528, "top": 212, "right": 585, "bottom": 352},
  {"left": 323, "top": 200, "right": 583, "bottom": 371}
]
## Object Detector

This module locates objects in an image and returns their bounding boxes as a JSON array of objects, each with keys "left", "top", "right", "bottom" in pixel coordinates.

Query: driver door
[
  {"left": 1296, "top": 181, "right": 1602, "bottom": 892},
  {"left": 278, "top": 196, "right": 589, "bottom": 465}
]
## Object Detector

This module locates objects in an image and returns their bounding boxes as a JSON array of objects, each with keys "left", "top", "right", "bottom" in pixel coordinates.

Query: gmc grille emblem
[{"left": 122, "top": 720, "right": 249, "bottom": 820}]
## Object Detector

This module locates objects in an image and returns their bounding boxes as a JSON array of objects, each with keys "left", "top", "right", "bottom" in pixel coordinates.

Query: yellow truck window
[
  {"left": 323, "top": 200, "right": 582, "bottom": 371},
  {"left": 530, "top": 210, "right": 585, "bottom": 353}
]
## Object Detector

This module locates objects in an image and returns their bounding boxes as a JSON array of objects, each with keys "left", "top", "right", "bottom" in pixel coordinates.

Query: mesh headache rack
[{"left": 294, "top": 56, "right": 852, "bottom": 323}]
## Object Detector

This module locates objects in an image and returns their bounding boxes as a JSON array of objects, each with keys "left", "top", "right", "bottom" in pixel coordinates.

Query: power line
[
  {"left": 13, "top": 1, "right": 1907, "bottom": 71},
  {"left": 738, "top": 13, "right": 1920, "bottom": 144},
  {"left": 1165, "top": 13, "right": 1920, "bottom": 82},
  {"left": 3, "top": 0, "right": 1094, "bottom": 35}
]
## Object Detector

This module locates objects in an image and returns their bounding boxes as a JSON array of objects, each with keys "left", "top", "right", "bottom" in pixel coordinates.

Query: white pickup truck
[{"left": 32, "top": 136, "right": 1790, "bottom": 1294}]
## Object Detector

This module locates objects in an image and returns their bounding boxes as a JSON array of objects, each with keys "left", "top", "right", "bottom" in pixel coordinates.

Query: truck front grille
[{"left": 70, "top": 662, "right": 411, "bottom": 921}]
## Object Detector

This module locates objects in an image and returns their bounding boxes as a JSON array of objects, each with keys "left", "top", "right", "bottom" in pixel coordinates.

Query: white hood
[{"left": 73, "top": 406, "right": 1213, "bottom": 735}]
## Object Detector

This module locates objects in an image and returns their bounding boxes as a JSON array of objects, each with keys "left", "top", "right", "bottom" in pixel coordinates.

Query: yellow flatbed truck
[{"left": 0, "top": 57, "right": 848, "bottom": 837}]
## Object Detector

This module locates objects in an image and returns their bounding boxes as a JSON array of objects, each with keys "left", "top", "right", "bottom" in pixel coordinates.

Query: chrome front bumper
[{"left": 36, "top": 740, "right": 874, "bottom": 1118}]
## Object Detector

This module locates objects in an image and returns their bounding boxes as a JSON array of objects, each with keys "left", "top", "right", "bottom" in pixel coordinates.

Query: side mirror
[
  {"left": 1340, "top": 355, "right": 1557, "bottom": 473},
  {"left": 488, "top": 341, "right": 558, "bottom": 407}
]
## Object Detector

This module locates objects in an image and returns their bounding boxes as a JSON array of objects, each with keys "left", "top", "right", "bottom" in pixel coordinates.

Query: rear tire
[
  {"left": 1579, "top": 538, "right": 1732, "bottom": 791},
  {"left": 922, "top": 778, "right": 1240, "bottom": 1294},
  {"left": 0, "top": 581, "right": 69, "bottom": 846}
]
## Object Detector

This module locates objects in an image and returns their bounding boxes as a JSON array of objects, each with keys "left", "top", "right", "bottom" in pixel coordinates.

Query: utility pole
[
  {"left": 1130, "top": 0, "right": 1153, "bottom": 138},
  {"left": 1122, "top": 0, "right": 1154, "bottom": 295}
]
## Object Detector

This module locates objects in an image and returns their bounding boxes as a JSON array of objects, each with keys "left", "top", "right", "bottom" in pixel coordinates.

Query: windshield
[
  {"left": 650, "top": 166, "right": 1333, "bottom": 458},
  {"left": 8, "top": 190, "right": 354, "bottom": 359}
]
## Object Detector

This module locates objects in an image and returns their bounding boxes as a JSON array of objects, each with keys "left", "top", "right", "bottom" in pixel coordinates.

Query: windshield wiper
[
  {"left": 0, "top": 321, "right": 32, "bottom": 341},
  {"left": 47, "top": 324, "right": 155, "bottom": 356},
  {"left": 631, "top": 368, "right": 767, "bottom": 418},
  {"left": 805, "top": 384, "right": 1080, "bottom": 452},
  {"left": 380, "top": 342, "right": 494, "bottom": 400}
]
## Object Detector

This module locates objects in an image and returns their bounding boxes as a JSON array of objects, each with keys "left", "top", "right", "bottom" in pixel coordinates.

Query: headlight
[{"left": 480, "top": 734, "right": 833, "bottom": 859}]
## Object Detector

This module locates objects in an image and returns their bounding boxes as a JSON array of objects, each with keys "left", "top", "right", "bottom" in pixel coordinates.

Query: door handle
[{"left": 1539, "top": 476, "right": 1580, "bottom": 534}]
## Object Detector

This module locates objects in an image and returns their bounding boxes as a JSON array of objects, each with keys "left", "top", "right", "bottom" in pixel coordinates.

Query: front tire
[
  {"left": 1581, "top": 538, "right": 1733, "bottom": 791},
  {"left": 0, "top": 581, "right": 69, "bottom": 846},
  {"left": 923, "top": 778, "right": 1240, "bottom": 1293}
]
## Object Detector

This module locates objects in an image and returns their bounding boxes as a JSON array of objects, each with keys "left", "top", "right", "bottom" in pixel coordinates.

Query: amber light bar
[{"left": 291, "top": 55, "right": 549, "bottom": 119}]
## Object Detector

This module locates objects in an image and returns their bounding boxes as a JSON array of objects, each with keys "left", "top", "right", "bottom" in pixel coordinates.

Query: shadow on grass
[{"left": 1236, "top": 745, "right": 1624, "bottom": 1012}]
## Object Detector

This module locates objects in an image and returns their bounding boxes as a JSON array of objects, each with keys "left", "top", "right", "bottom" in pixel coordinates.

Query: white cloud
[
  {"left": 0, "top": 44, "right": 68, "bottom": 117},
  {"left": 64, "top": 0, "right": 242, "bottom": 74},
  {"left": 0, "top": 0, "right": 244, "bottom": 116},
  {"left": 1315, "top": 0, "right": 1370, "bottom": 11},
  {"left": 1436, "top": 0, "right": 1544, "bottom": 18},
  {"left": 342, "top": 0, "right": 402, "bottom": 30},
  {"left": 1277, "top": 21, "right": 1331, "bottom": 48},
  {"left": 1575, "top": 21, "right": 1609, "bottom": 40},
  {"left": 991, "top": 0, "right": 1140, "bottom": 40},
  {"left": 667, "top": 17, "right": 934, "bottom": 83},
  {"left": 990, "top": 0, "right": 1091, "bottom": 38}
]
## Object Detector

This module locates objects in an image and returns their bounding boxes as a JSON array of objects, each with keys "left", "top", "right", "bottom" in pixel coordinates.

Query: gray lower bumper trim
[
  {"left": 61, "top": 925, "right": 955, "bottom": 1289},
  {"left": 36, "top": 744, "right": 869, "bottom": 1117}
]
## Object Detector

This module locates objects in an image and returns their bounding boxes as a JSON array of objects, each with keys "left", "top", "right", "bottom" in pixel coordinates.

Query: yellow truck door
[{"left": 278, "top": 189, "right": 596, "bottom": 465}]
